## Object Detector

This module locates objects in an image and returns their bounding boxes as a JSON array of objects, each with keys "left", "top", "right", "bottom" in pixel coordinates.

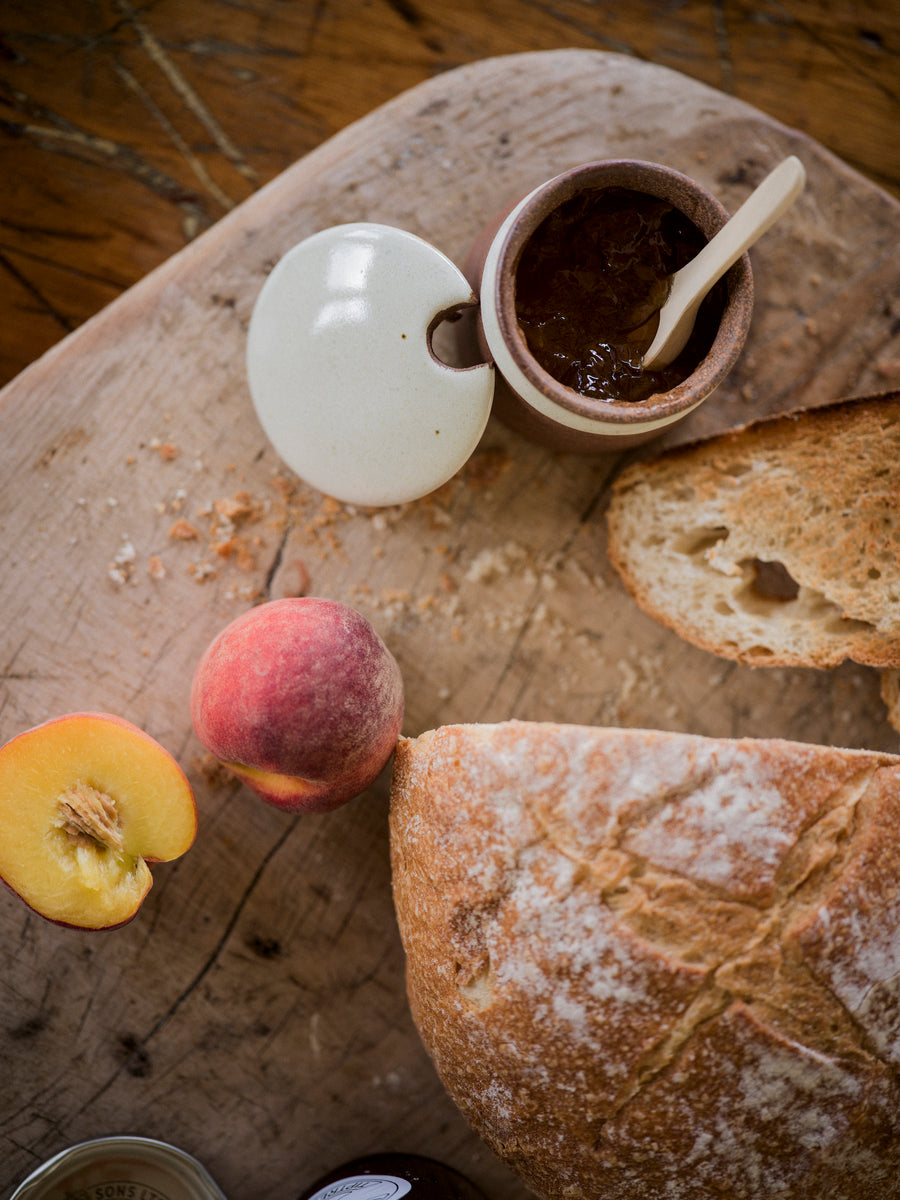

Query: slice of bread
[
  {"left": 389, "top": 720, "right": 900, "bottom": 1200},
  {"left": 605, "top": 392, "right": 900, "bottom": 668}
]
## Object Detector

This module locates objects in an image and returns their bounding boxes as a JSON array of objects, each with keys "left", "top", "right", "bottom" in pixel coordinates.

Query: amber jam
[{"left": 514, "top": 185, "right": 726, "bottom": 404}]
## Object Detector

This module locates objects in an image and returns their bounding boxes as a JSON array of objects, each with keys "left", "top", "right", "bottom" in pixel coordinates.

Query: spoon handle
[{"left": 643, "top": 155, "right": 807, "bottom": 369}]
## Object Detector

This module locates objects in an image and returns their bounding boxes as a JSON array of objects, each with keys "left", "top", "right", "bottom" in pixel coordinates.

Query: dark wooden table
[
  {"left": 2, "top": 0, "right": 898, "bottom": 388},
  {"left": 1, "top": 6, "right": 898, "bottom": 1200}
]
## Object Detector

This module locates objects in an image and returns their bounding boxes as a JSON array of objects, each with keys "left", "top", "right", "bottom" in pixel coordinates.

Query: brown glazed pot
[{"left": 463, "top": 159, "right": 754, "bottom": 453}]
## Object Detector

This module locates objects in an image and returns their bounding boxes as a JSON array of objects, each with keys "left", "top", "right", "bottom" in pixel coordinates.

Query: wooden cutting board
[{"left": 1, "top": 49, "right": 898, "bottom": 1198}]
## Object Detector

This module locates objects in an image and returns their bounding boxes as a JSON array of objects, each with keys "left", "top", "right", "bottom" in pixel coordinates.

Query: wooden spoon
[{"left": 642, "top": 156, "right": 807, "bottom": 370}]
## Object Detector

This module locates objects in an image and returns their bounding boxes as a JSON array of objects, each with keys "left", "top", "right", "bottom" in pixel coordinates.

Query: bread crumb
[
  {"left": 465, "top": 542, "right": 527, "bottom": 583},
  {"left": 188, "top": 561, "right": 219, "bottom": 582},
  {"left": 107, "top": 537, "right": 137, "bottom": 585},
  {"left": 211, "top": 536, "right": 257, "bottom": 571},
  {"left": 224, "top": 583, "right": 263, "bottom": 602},
  {"left": 271, "top": 475, "right": 296, "bottom": 504},
  {"left": 149, "top": 437, "right": 179, "bottom": 460},
  {"left": 169, "top": 518, "right": 200, "bottom": 541},
  {"left": 148, "top": 555, "right": 166, "bottom": 581},
  {"left": 214, "top": 491, "right": 257, "bottom": 524}
]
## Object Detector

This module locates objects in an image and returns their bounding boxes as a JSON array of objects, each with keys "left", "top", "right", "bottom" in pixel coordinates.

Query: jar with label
[
  {"left": 9, "top": 1136, "right": 228, "bottom": 1200},
  {"left": 297, "top": 1153, "right": 489, "bottom": 1200}
]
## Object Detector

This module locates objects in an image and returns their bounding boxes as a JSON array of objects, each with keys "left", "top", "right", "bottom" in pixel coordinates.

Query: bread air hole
[
  {"left": 745, "top": 644, "right": 776, "bottom": 659},
  {"left": 722, "top": 460, "right": 752, "bottom": 477},
  {"left": 750, "top": 559, "right": 800, "bottom": 601},
  {"left": 673, "top": 526, "right": 729, "bottom": 557},
  {"left": 822, "top": 613, "right": 876, "bottom": 636},
  {"left": 731, "top": 561, "right": 803, "bottom": 617},
  {"left": 733, "top": 562, "right": 878, "bottom": 634}
]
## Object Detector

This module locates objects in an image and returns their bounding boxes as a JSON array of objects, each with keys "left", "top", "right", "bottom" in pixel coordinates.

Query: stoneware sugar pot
[{"left": 246, "top": 158, "right": 755, "bottom": 506}]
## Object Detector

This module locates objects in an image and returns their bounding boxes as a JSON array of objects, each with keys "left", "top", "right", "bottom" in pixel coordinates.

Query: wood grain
[
  {"left": 1, "top": 0, "right": 898, "bottom": 387},
  {"left": 0, "top": 37, "right": 898, "bottom": 1200}
]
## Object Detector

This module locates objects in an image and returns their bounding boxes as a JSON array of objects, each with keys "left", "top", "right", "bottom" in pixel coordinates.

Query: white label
[{"left": 307, "top": 1175, "right": 412, "bottom": 1200}]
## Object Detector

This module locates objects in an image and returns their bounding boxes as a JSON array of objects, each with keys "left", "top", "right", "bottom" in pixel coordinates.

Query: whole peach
[{"left": 191, "top": 598, "right": 404, "bottom": 813}]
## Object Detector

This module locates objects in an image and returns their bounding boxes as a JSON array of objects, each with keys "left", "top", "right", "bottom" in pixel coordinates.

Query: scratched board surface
[{"left": 1, "top": 51, "right": 898, "bottom": 1198}]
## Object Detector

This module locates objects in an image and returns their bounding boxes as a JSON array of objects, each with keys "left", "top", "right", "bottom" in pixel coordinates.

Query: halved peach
[{"left": 0, "top": 712, "right": 197, "bottom": 929}]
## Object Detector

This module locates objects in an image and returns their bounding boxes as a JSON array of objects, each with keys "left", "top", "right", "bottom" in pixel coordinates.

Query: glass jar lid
[{"left": 10, "top": 1135, "right": 228, "bottom": 1200}]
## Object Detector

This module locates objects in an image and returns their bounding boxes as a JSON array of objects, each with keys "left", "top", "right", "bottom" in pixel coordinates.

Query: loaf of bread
[
  {"left": 389, "top": 720, "right": 900, "bottom": 1200},
  {"left": 605, "top": 392, "right": 900, "bottom": 668}
]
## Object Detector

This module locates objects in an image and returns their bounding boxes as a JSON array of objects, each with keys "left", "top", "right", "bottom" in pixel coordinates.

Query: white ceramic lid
[{"left": 246, "top": 223, "right": 494, "bottom": 507}]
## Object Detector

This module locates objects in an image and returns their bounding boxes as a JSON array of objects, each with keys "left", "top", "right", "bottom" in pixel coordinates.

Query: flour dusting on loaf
[
  {"left": 605, "top": 392, "right": 900, "bottom": 669},
  {"left": 389, "top": 720, "right": 900, "bottom": 1200}
]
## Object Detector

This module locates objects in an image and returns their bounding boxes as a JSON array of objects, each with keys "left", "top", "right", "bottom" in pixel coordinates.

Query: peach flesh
[
  {"left": 0, "top": 712, "right": 197, "bottom": 929},
  {"left": 191, "top": 597, "right": 405, "bottom": 813}
]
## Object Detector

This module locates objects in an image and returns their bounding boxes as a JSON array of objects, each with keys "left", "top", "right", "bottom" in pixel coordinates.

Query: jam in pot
[{"left": 514, "top": 186, "right": 726, "bottom": 404}]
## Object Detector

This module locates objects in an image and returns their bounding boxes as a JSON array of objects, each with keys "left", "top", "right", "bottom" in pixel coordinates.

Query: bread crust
[
  {"left": 389, "top": 720, "right": 900, "bottom": 1200},
  {"left": 605, "top": 392, "right": 900, "bottom": 668}
]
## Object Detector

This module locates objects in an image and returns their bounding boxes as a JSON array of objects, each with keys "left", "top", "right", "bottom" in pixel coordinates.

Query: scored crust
[
  {"left": 389, "top": 720, "right": 900, "bottom": 1200},
  {"left": 605, "top": 392, "right": 900, "bottom": 668}
]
